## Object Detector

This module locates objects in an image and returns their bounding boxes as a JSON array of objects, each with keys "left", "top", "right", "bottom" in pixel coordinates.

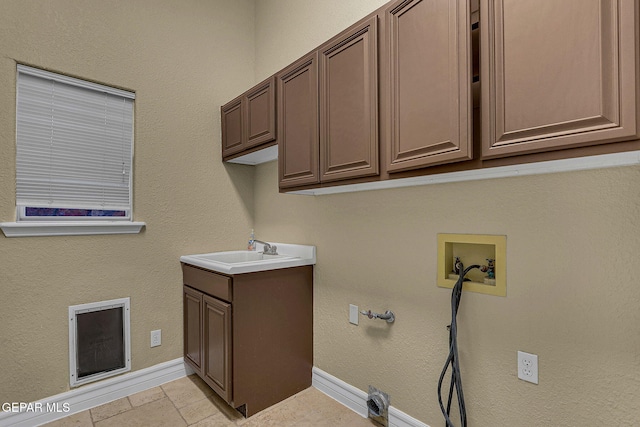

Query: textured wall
[
  {"left": 253, "top": 1, "right": 640, "bottom": 426},
  {"left": 0, "top": 0, "right": 256, "bottom": 403},
  {"left": 3, "top": 2, "right": 640, "bottom": 425},
  {"left": 254, "top": 0, "right": 388, "bottom": 80}
]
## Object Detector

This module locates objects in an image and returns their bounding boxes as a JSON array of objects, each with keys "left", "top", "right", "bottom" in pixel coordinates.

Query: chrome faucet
[{"left": 253, "top": 239, "right": 278, "bottom": 255}]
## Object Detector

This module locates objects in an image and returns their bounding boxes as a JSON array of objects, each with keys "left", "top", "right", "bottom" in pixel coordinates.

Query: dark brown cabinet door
[
  {"left": 245, "top": 76, "right": 277, "bottom": 149},
  {"left": 221, "top": 77, "right": 277, "bottom": 160},
  {"left": 221, "top": 97, "right": 244, "bottom": 158},
  {"left": 183, "top": 286, "right": 203, "bottom": 376},
  {"left": 481, "top": 0, "right": 639, "bottom": 158},
  {"left": 278, "top": 52, "right": 320, "bottom": 188},
  {"left": 319, "top": 16, "right": 379, "bottom": 182},
  {"left": 203, "top": 294, "right": 232, "bottom": 404},
  {"left": 386, "top": 0, "right": 472, "bottom": 172}
]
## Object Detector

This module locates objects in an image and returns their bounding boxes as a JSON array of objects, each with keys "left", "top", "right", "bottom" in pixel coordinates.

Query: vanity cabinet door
[
  {"left": 319, "top": 15, "right": 379, "bottom": 182},
  {"left": 278, "top": 52, "right": 320, "bottom": 188},
  {"left": 183, "top": 286, "right": 203, "bottom": 376},
  {"left": 481, "top": 0, "right": 639, "bottom": 158},
  {"left": 385, "top": 0, "right": 472, "bottom": 172},
  {"left": 203, "top": 294, "right": 232, "bottom": 404}
]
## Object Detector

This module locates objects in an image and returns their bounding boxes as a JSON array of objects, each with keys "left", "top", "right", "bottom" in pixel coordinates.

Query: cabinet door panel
[
  {"left": 482, "top": 0, "right": 639, "bottom": 158},
  {"left": 320, "top": 16, "right": 379, "bottom": 181},
  {"left": 204, "top": 295, "right": 232, "bottom": 403},
  {"left": 221, "top": 97, "right": 244, "bottom": 157},
  {"left": 386, "top": 0, "right": 472, "bottom": 172},
  {"left": 183, "top": 286, "right": 203, "bottom": 375},
  {"left": 245, "top": 76, "right": 276, "bottom": 148},
  {"left": 278, "top": 53, "right": 320, "bottom": 188}
]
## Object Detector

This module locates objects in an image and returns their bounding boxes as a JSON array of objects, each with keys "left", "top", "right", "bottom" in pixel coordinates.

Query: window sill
[{"left": 0, "top": 221, "right": 145, "bottom": 237}]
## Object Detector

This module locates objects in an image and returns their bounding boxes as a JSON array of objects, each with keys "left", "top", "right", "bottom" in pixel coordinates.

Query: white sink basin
[
  {"left": 180, "top": 243, "right": 316, "bottom": 274},
  {"left": 196, "top": 251, "right": 294, "bottom": 264}
]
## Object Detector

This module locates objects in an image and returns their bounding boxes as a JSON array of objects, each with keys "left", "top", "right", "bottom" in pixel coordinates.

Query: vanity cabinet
[
  {"left": 221, "top": 76, "right": 277, "bottom": 161},
  {"left": 480, "top": 0, "right": 639, "bottom": 159},
  {"left": 181, "top": 263, "right": 313, "bottom": 417},
  {"left": 182, "top": 286, "right": 233, "bottom": 402},
  {"left": 385, "top": 0, "right": 473, "bottom": 172}
]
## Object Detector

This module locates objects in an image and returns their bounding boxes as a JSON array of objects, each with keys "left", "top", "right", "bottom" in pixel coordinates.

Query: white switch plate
[
  {"left": 151, "top": 329, "right": 162, "bottom": 347},
  {"left": 517, "top": 350, "right": 538, "bottom": 384},
  {"left": 349, "top": 304, "right": 359, "bottom": 325}
]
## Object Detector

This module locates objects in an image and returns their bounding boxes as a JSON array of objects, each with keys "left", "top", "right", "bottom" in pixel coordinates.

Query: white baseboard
[
  {"left": 312, "top": 367, "right": 430, "bottom": 427},
  {"left": 0, "top": 358, "right": 192, "bottom": 427}
]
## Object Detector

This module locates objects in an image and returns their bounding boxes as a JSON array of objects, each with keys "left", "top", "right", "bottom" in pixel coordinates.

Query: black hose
[{"left": 437, "top": 264, "right": 480, "bottom": 427}]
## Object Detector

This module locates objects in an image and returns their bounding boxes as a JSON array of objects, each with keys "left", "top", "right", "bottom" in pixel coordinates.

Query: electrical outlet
[
  {"left": 349, "top": 304, "right": 359, "bottom": 325},
  {"left": 151, "top": 329, "right": 162, "bottom": 348},
  {"left": 517, "top": 351, "right": 538, "bottom": 384}
]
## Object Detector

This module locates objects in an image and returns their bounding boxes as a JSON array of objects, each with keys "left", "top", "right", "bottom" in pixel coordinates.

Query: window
[{"left": 1, "top": 65, "right": 144, "bottom": 237}]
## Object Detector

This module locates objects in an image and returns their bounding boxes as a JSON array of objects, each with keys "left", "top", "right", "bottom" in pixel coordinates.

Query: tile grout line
[
  {"left": 173, "top": 395, "right": 190, "bottom": 426},
  {"left": 89, "top": 398, "right": 130, "bottom": 426},
  {"left": 160, "top": 381, "right": 197, "bottom": 426}
]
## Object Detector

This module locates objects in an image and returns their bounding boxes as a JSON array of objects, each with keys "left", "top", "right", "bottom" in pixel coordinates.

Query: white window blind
[{"left": 16, "top": 65, "right": 135, "bottom": 220}]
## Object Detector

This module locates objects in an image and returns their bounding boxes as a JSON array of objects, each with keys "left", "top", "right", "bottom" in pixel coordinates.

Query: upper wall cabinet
[
  {"left": 319, "top": 16, "right": 379, "bottom": 182},
  {"left": 223, "top": 0, "right": 639, "bottom": 194},
  {"left": 277, "top": 53, "right": 321, "bottom": 188},
  {"left": 385, "top": 0, "right": 473, "bottom": 172},
  {"left": 481, "top": 0, "right": 639, "bottom": 159},
  {"left": 278, "top": 17, "right": 379, "bottom": 189},
  {"left": 222, "top": 76, "right": 277, "bottom": 161}
]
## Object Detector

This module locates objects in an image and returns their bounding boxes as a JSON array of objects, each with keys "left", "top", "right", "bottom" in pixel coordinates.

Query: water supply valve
[{"left": 360, "top": 309, "right": 395, "bottom": 323}]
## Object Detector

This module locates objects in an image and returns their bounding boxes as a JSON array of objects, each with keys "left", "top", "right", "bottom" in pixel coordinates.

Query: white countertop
[{"left": 180, "top": 243, "right": 316, "bottom": 274}]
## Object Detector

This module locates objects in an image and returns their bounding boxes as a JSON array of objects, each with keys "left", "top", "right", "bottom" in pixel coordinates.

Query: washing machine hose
[{"left": 437, "top": 263, "right": 481, "bottom": 427}]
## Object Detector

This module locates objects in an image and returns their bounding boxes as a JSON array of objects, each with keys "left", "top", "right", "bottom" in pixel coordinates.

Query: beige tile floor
[{"left": 44, "top": 375, "right": 377, "bottom": 427}]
